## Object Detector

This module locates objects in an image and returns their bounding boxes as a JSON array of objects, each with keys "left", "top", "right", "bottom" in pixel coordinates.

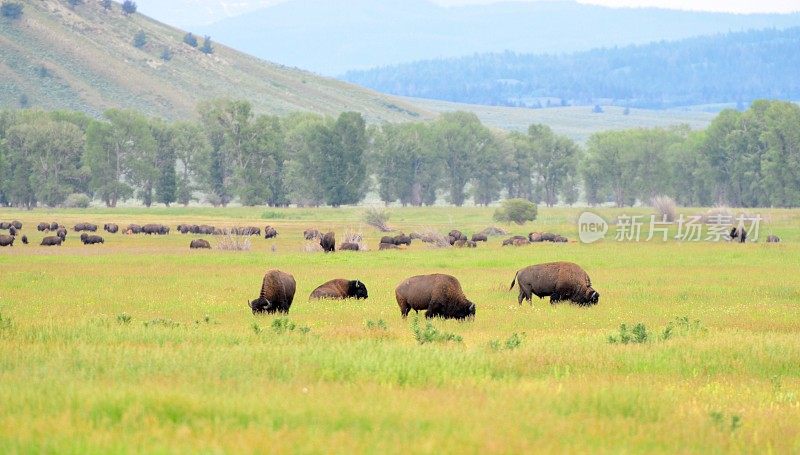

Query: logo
[{"left": 578, "top": 212, "right": 608, "bottom": 244}]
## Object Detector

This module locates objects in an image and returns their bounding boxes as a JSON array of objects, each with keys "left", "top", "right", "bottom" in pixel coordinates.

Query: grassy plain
[{"left": 0, "top": 206, "right": 798, "bottom": 454}]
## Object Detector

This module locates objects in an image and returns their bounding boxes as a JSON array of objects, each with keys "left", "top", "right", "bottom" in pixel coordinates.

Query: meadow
[{"left": 0, "top": 206, "right": 798, "bottom": 454}]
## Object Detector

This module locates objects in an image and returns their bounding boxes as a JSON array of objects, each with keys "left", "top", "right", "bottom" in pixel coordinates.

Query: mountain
[
  {"left": 344, "top": 27, "right": 800, "bottom": 109},
  {"left": 196, "top": 0, "right": 800, "bottom": 75},
  {"left": 0, "top": 0, "right": 429, "bottom": 122}
]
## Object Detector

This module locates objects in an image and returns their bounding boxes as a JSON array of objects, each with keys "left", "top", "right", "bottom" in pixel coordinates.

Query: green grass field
[{"left": 0, "top": 206, "right": 798, "bottom": 453}]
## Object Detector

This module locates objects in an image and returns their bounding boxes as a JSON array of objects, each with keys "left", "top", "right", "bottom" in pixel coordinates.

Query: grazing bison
[
  {"left": 380, "top": 235, "right": 395, "bottom": 245},
  {"left": 379, "top": 242, "right": 398, "bottom": 250},
  {"left": 177, "top": 224, "right": 190, "bottom": 234},
  {"left": 340, "top": 242, "right": 360, "bottom": 251},
  {"left": 9, "top": 226, "right": 17, "bottom": 236},
  {"left": 0, "top": 222, "right": 10, "bottom": 230},
  {"left": 448, "top": 230, "right": 467, "bottom": 241},
  {"left": 49, "top": 222, "right": 59, "bottom": 231},
  {"left": 510, "top": 262, "right": 599, "bottom": 306},
  {"left": 190, "top": 239, "right": 211, "bottom": 249},
  {"left": 310, "top": 279, "right": 368, "bottom": 300},
  {"left": 56, "top": 228, "right": 67, "bottom": 240},
  {"left": 21, "top": 235, "right": 28, "bottom": 245},
  {"left": 74, "top": 223, "right": 98, "bottom": 232},
  {"left": 250, "top": 269, "right": 296, "bottom": 314},
  {"left": 40, "top": 236, "right": 62, "bottom": 246},
  {"left": 471, "top": 233, "right": 488, "bottom": 242},
  {"left": 393, "top": 233, "right": 412, "bottom": 246},
  {"left": 395, "top": 274, "right": 476, "bottom": 320},
  {"left": 104, "top": 223, "right": 119, "bottom": 234},
  {"left": 454, "top": 239, "right": 477, "bottom": 248},
  {"left": 503, "top": 236, "right": 529, "bottom": 246},
  {"left": 142, "top": 224, "right": 169, "bottom": 235},
  {"left": 767, "top": 235, "right": 781, "bottom": 243},
  {"left": 730, "top": 227, "right": 747, "bottom": 243},
  {"left": 125, "top": 224, "right": 143, "bottom": 234},
  {"left": 304, "top": 229, "right": 321, "bottom": 240},
  {"left": 37, "top": 222, "right": 49, "bottom": 232},
  {"left": 320, "top": 232, "right": 336, "bottom": 252},
  {"left": 0, "top": 235, "right": 14, "bottom": 247},
  {"left": 11, "top": 220, "right": 22, "bottom": 230},
  {"left": 80, "top": 233, "right": 105, "bottom": 245},
  {"left": 264, "top": 226, "right": 278, "bottom": 239}
]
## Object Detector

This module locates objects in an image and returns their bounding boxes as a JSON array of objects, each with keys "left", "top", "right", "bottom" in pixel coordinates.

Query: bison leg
[{"left": 550, "top": 293, "right": 561, "bottom": 304}]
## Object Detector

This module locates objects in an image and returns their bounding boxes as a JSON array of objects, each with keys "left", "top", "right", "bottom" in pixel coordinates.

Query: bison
[
  {"left": 49, "top": 222, "right": 59, "bottom": 231},
  {"left": 190, "top": 239, "right": 211, "bottom": 249},
  {"left": 249, "top": 269, "right": 296, "bottom": 314},
  {"left": 40, "top": 236, "right": 63, "bottom": 246},
  {"left": 56, "top": 228, "right": 67, "bottom": 240},
  {"left": 503, "top": 236, "right": 529, "bottom": 246},
  {"left": 9, "top": 226, "right": 17, "bottom": 236},
  {"left": 264, "top": 226, "right": 278, "bottom": 239},
  {"left": 340, "top": 242, "right": 360, "bottom": 251},
  {"left": 74, "top": 223, "right": 98, "bottom": 232},
  {"left": 21, "top": 235, "right": 28, "bottom": 245},
  {"left": 379, "top": 242, "right": 398, "bottom": 250},
  {"left": 380, "top": 235, "right": 395, "bottom": 245},
  {"left": 510, "top": 262, "right": 599, "bottom": 306},
  {"left": 767, "top": 235, "right": 781, "bottom": 243},
  {"left": 320, "top": 232, "right": 335, "bottom": 253},
  {"left": 454, "top": 239, "right": 477, "bottom": 248},
  {"left": 448, "top": 230, "right": 467, "bottom": 241},
  {"left": 125, "top": 224, "right": 143, "bottom": 234},
  {"left": 471, "top": 233, "right": 488, "bottom": 242},
  {"left": 11, "top": 220, "right": 22, "bottom": 230},
  {"left": 310, "top": 279, "right": 368, "bottom": 300},
  {"left": 730, "top": 227, "right": 747, "bottom": 243},
  {"left": 80, "top": 233, "right": 104, "bottom": 245},
  {"left": 0, "top": 234, "right": 14, "bottom": 247},
  {"left": 37, "top": 222, "right": 49, "bottom": 232},
  {"left": 0, "top": 222, "right": 10, "bottom": 230},
  {"left": 104, "top": 223, "right": 119, "bottom": 234},
  {"left": 393, "top": 233, "right": 412, "bottom": 246},
  {"left": 304, "top": 229, "right": 321, "bottom": 240},
  {"left": 395, "top": 274, "right": 476, "bottom": 320},
  {"left": 142, "top": 224, "right": 169, "bottom": 235}
]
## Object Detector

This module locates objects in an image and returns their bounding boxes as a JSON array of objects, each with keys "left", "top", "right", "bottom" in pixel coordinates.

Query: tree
[
  {"left": 528, "top": 124, "right": 580, "bottom": 207},
  {"left": 183, "top": 33, "right": 198, "bottom": 48},
  {"left": 430, "top": 112, "right": 492, "bottom": 206},
  {"left": 493, "top": 199, "right": 538, "bottom": 225},
  {"left": 200, "top": 36, "right": 214, "bottom": 54},
  {"left": 67, "top": 0, "right": 83, "bottom": 8},
  {"left": 100, "top": 0, "right": 112, "bottom": 11},
  {"left": 160, "top": 48, "right": 173, "bottom": 61},
  {"left": 470, "top": 132, "right": 503, "bottom": 206},
  {"left": 172, "top": 121, "right": 210, "bottom": 206},
  {"left": 151, "top": 120, "right": 176, "bottom": 207},
  {"left": 121, "top": 0, "right": 137, "bottom": 15},
  {"left": 282, "top": 113, "right": 329, "bottom": 206},
  {"left": 321, "top": 112, "right": 368, "bottom": 206},
  {"left": 372, "top": 122, "right": 440, "bottom": 206},
  {"left": 133, "top": 30, "right": 146, "bottom": 49},
  {"left": 0, "top": 2, "right": 23, "bottom": 19}
]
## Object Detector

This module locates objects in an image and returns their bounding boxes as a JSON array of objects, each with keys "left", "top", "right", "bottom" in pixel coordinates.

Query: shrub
[
  {"left": 608, "top": 323, "right": 649, "bottom": 344},
  {"left": 271, "top": 318, "right": 309, "bottom": 334},
  {"left": 0, "top": 312, "right": 12, "bottom": 332},
  {"left": 362, "top": 207, "right": 392, "bottom": 232},
  {"left": 132, "top": 30, "right": 147, "bottom": 48},
  {"left": 1, "top": 2, "right": 23, "bottom": 19},
  {"left": 493, "top": 199, "right": 538, "bottom": 225},
  {"left": 116, "top": 313, "right": 132, "bottom": 325},
  {"left": 216, "top": 233, "right": 251, "bottom": 251},
  {"left": 704, "top": 205, "right": 732, "bottom": 224},
  {"left": 343, "top": 228, "right": 367, "bottom": 250},
  {"left": 660, "top": 316, "right": 706, "bottom": 341},
  {"left": 410, "top": 317, "right": 462, "bottom": 345},
  {"left": 200, "top": 36, "right": 214, "bottom": 54},
  {"left": 100, "top": 0, "right": 112, "bottom": 10},
  {"left": 122, "top": 0, "right": 137, "bottom": 15},
  {"left": 160, "top": 48, "right": 173, "bottom": 61},
  {"left": 144, "top": 318, "right": 180, "bottom": 328},
  {"left": 365, "top": 319, "right": 388, "bottom": 331},
  {"left": 183, "top": 33, "right": 198, "bottom": 48},
  {"left": 651, "top": 195, "right": 677, "bottom": 222},
  {"left": 64, "top": 193, "right": 91, "bottom": 208},
  {"left": 415, "top": 227, "right": 450, "bottom": 248},
  {"left": 489, "top": 332, "right": 525, "bottom": 351},
  {"left": 67, "top": 0, "right": 83, "bottom": 7}
]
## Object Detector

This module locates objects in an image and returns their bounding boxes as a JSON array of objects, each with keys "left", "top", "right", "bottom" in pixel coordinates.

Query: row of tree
[{"left": 0, "top": 100, "right": 798, "bottom": 209}]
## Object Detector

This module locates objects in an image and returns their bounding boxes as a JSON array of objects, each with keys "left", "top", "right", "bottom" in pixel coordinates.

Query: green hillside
[{"left": 0, "top": 0, "right": 430, "bottom": 122}]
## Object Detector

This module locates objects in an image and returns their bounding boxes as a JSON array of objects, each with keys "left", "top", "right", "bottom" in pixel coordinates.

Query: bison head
[
  {"left": 581, "top": 288, "right": 600, "bottom": 306},
  {"left": 249, "top": 297, "right": 273, "bottom": 314},
  {"left": 348, "top": 280, "right": 368, "bottom": 299},
  {"left": 451, "top": 301, "right": 476, "bottom": 320}
]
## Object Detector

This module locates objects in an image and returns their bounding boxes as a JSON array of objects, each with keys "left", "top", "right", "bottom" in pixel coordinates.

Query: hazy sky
[{"left": 438, "top": 0, "right": 799, "bottom": 13}]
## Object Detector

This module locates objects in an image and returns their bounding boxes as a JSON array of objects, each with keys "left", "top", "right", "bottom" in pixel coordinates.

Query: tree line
[
  {"left": 343, "top": 27, "right": 800, "bottom": 109},
  {"left": 0, "top": 99, "right": 798, "bottom": 209}
]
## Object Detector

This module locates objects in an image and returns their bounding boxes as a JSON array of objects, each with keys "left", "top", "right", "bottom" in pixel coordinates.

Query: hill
[
  {"left": 407, "top": 98, "right": 716, "bottom": 143},
  {"left": 0, "top": 0, "right": 429, "bottom": 122},
  {"left": 196, "top": 0, "right": 800, "bottom": 75},
  {"left": 344, "top": 27, "right": 800, "bottom": 109}
]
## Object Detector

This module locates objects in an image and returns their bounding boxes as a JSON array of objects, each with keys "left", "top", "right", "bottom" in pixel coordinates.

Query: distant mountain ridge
[
  {"left": 0, "top": 0, "right": 429, "bottom": 122},
  {"left": 196, "top": 0, "right": 800, "bottom": 75},
  {"left": 343, "top": 27, "right": 800, "bottom": 109}
]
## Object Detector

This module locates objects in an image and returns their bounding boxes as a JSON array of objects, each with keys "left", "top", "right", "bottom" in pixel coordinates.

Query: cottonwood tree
[{"left": 172, "top": 121, "right": 210, "bottom": 206}]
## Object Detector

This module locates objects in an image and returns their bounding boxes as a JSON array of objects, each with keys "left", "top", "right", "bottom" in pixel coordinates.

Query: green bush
[
  {"left": 493, "top": 199, "right": 538, "bottom": 225},
  {"left": 64, "top": 193, "right": 91, "bottom": 208},
  {"left": 116, "top": 313, "right": 132, "bottom": 325},
  {"left": 489, "top": 332, "right": 525, "bottom": 351},
  {"left": 271, "top": 318, "right": 310, "bottom": 334},
  {"left": 608, "top": 323, "right": 649, "bottom": 344},
  {"left": 1, "top": 2, "right": 23, "bottom": 20},
  {"left": 410, "top": 317, "right": 462, "bottom": 345},
  {"left": 133, "top": 30, "right": 147, "bottom": 49},
  {"left": 183, "top": 33, "right": 198, "bottom": 48},
  {"left": 365, "top": 319, "right": 388, "bottom": 331}
]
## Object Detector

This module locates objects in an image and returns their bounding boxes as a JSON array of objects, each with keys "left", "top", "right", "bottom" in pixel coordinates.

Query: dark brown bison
[
  {"left": 250, "top": 270, "right": 296, "bottom": 314},
  {"left": 320, "top": 232, "right": 335, "bottom": 252},
  {"left": 74, "top": 223, "right": 98, "bottom": 232},
  {"left": 380, "top": 235, "right": 395, "bottom": 245},
  {"left": 340, "top": 242, "right": 360, "bottom": 251},
  {"left": 190, "top": 239, "right": 211, "bottom": 249},
  {"left": 21, "top": 235, "right": 28, "bottom": 245},
  {"left": 510, "top": 262, "right": 599, "bottom": 306},
  {"left": 767, "top": 235, "right": 781, "bottom": 243},
  {"left": 393, "top": 233, "right": 412, "bottom": 246},
  {"left": 395, "top": 274, "right": 476, "bottom": 320},
  {"left": 730, "top": 227, "right": 747, "bottom": 243},
  {"left": 142, "top": 224, "right": 169, "bottom": 235},
  {"left": 80, "top": 233, "right": 105, "bottom": 245},
  {"left": 0, "top": 234, "right": 14, "bottom": 247},
  {"left": 471, "top": 233, "right": 488, "bottom": 242},
  {"left": 310, "top": 279, "right": 368, "bottom": 300},
  {"left": 11, "top": 220, "right": 22, "bottom": 230},
  {"left": 40, "top": 236, "right": 62, "bottom": 246},
  {"left": 448, "top": 230, "right": 467, "bottom": 241},
  {"left": 56, "top": 228, "right": 67, "bottom": 240},
  {"left": 304, "top": 229, "right": 321, "bottom": 240},
  {"left": 177, "top": 224, "right": 190, "bottom": 234},
  {"left": 454, "top": 239, "right": 477, "bottom": 248},
  {"left": 9, "top": 226, "right": 17, "bottom": 236},
  {"left": 0, "top": 222, "right": 10, "bottom": 230},
  {"left": 264, "top": 226, "right": 278, "bottom": 239},
  {"left": 104, "top": 223, "right": 119, "bottom": 234},
  {"left": 503, "top": 236, "right": 529, "bottom": 246},
  {"left": 49, "top": 222, "right": 59, "bottom": 231},
  {"left": 126, "top": 224, "right": 143, "bottom": 234},
  {"left": 379, "top": 242, "right": 398, "bottom": 250},
  {"left": 37, "top": 222, "right": 49, "bottom": 232}
]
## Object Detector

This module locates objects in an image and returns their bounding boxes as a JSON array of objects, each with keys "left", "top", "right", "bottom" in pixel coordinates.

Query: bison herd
[{"left": 251, "top": 261, "right": 597, "bottom": 320}]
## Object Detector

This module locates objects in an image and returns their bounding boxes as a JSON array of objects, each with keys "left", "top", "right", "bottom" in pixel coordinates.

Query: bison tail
[{"left": 509, "top": 271, "right": 518, "bottom": 291}]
